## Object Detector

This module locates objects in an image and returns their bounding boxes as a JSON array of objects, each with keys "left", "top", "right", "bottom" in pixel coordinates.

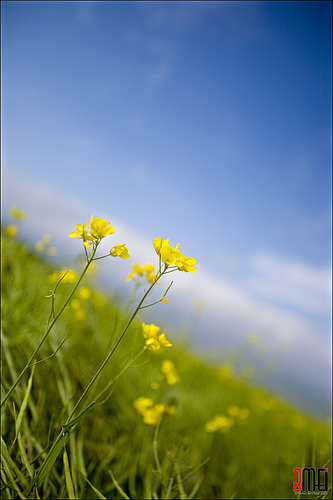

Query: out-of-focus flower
[
  {"left": 161, "top": 360, "right": 180, "bottom": 385},
  {"left": 216, "top": 364, "right": 233, "bottom": 380},
  {"left": 35, "top": 234, "right": 57, "bottom": 256},
  {"left": 77, "top": 287, "right": 92, "bottom": 300},
  {"left": 5, "top": 225, "right": 17, "bottom": 238},
  {"left": 205, "top": 415, "right": 234, "bottom": 433},
  {"left": 127, "top": 263, "right": 155, "bottom": 283},
  {"left": 142, "top": 323, "right": 172, "bottom": 351},
  {"left": 133, "top": 397, "right": 154, "bottom": 414},
  {"left": 9, "top": 206, "right": 25, "bottom": 220},
  {"left": 133, "top": 397, "right": 176, "bottom": 426},
  {"left": 110, "top": 243, "right": 130, "bottom": 260},
  {"left": 247, "top": 333, "right": 259, "bottom": 345},
  {"left": 227, "top": 405, "right": 250, "bottom": 425}
]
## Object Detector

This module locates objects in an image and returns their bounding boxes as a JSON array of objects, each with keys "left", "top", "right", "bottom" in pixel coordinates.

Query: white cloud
[{"left": 247, "top": 252, "right": 331, "bottom": 315}]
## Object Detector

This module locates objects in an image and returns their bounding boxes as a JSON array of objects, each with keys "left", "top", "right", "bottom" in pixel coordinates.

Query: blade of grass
[
  {"left": 63, "top": 447, "right": 76, "bottom": 499},
  {"left": 108, "top": 469, "right": 130, "bottom": 500},
  {"left": 175, "top": 462, "right": 187, "bottom": 500},
  {"left": 84, "top": 477, "right": 107, "bottom": 499},
  {"left": 15, "top": 365, "right": 35, "bottom": 435},
  {"left": 0, "top": 456, "right": 26, "bottom": 500},
  {"left": 17, "top": 433, "right": 33, "bottom": 479},
  {"left": 31, "top": 431, "right": 69, "bottom": 490},
  {"left": 0, "top": 437, "right": 29, "bottom": 490}
]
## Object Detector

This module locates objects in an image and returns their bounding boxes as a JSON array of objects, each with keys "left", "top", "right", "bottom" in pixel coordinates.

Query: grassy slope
[{"left": 1, "top": 234, "right": 332, "bottom": 499}]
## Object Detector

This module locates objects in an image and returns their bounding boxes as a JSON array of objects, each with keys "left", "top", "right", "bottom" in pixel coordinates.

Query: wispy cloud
[{"left": 246, "top": 252, "right": 331, "bottom": 315}]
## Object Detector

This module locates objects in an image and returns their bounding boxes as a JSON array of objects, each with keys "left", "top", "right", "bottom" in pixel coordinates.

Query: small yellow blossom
[
  {"left": 35, "top": 234, "right": 57, "bottom": 255},
  {"left": 175, "top": 254, "right": 197, "bottom": 273},
  {"left": 9, "top": 206, "right": 25, "bottom": 220},
  {"left": 153, "top": 237, "right": 180, "bottom": 265},
  {"left": 5, "top": 225, "right": 17, "bottom": 238},
  {"left": 110, "top": 243, "right": 130, "bottom": 260},
  {"left": 133, "top": 397, "right": 154, "bottom": 414},
  {"left": 153, "top": 237, "right": 196, "bottom": 272},
  {"left": 77, "top": 287, "right": 92, "bottom": 300},
  {"left": 227, "top": 405, "right": 250, "bottom": 425},
  {"left": 126, "top": 263, "right": 155, "bottom": 283},
  {"left": 142, "top": 323, "right": 172, "bottom": 351},
  {"left": 133, "top": 397, "right": 176, "bottom": 426},
  {"left": 89, "top": 215, "right": 115, "bottom": 240},
  {"left": 74, "top": 308, "right": 86, "bottom": 321},
  {"left": 150, "top": 381, "right": 159, "bottom": 390},
  {"left": 142, "top": 403, "right": 166, "bottom": 426},
  {"left": 216, "top": 364, "right": 233, "bottom": 380},
  {"left": 205, "top": 415, "right": 234, "bottom": 433},
  {"left": 161, "top": 360, "right": 180, "bottom": 385},
  {"left": 68, "top": 221, "right": 93, "bottom": 248}
]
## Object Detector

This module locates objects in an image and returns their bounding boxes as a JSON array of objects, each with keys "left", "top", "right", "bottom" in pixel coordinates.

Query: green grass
[{"left": 1, "top": 233, "right": 332, "bottom": 499}]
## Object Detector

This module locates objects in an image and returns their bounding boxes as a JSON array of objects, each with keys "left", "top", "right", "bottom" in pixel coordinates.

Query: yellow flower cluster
[
  {"left": 70, "top": 287, "right": 92, "bottom": 321},
  {"left": 133, "top": 397, "right": 176, "bottom": 426},
  {"left": 142, "top": 323, "right": 172, "bottom": 352},
  {"left": 153, "top": 237, "right": 196, "bottom": 273},
  {"left": 127, "top": 263, "right": 156, "bottom": 284},
  {"left": 69, "top": 215, "right": 129, "bottom": 258},
  {"left": 205, "top": 414, "right": 234, "bottom": 433},
  {"left": 227, "top": 405, "right": 250, "bottom": 425},
  {"left": 5, "top": 225, "right": 17, "bottom": 238},
  {"left": 35, "top": 234, "right": 57, "bottom": 256},
  {"left": 205, "top": 406, "right": 250, "bottom": 433},
  {"left": 6, "top": 206, "right": 25, "bottom": 238},
  {"left": 9, "top": 206, "right": 25, "bottom": 221},
  {"left": 161, "top": 360, "right": 180, "bottom": 385}
]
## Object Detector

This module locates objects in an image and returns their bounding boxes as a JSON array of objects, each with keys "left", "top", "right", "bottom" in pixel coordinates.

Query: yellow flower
[
  {"left": 142, "top": 323, "right": 172, "bottom": 351},
  {"left": 227, "top": 405, "right": 250, "bottom": 425},
  {"left": 153, "top": 237, "right": 180, "bottom": 265},
  {"left": 89, "top": 215, "right": 115, "bottom": 240},
  {"left": 68, "top": 221, "right": 93, "bottom": 248},
  {"left": 110, "top": 243, "right": 130, "bottom": 260},
  {"left": 9, "top": 206, "right": 25, "bottom": 220},
  {"left": 175, "top": 254, "right": 197, "bottom": 273},
  {"left": 133, "top": 397, "right": 154, "bottom": 415},
  {"left": 77, "top": 287, "right": 92, "bottom": 300},
  {"left": 5, "top": 225, "right": 17, "bottom": 238},
  {"left": 134, "top": 397, "right": 176, "bottom": 426},
  {"left": 161, "top": 360, "right": 180, "bottom": 385},
  {"left": 142, "top": 403, "right": 166, "bottom": 426},
  {"left": 205, "top": 415, "right": 234, "bottom": 433},
  {"left": 127, "top": 263, "right": 155, "bottom": 283},
  {"left": 153, "top": 237, "right": 196, "bottom": 272}
]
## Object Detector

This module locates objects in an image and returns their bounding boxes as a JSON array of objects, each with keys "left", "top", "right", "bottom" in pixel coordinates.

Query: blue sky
[{"left": 1, "top": 1, "right": 332, "bottom": 416}]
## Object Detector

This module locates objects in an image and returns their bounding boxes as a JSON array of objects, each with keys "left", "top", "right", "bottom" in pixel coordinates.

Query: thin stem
[
  {"left": 66, "top": 274, "right": 160, "bottom": 422},
  {"left": 1, "top": 245, "right": 97, "bottom": 409}
]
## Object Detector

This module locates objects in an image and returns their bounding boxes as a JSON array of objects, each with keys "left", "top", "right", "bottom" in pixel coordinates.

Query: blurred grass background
[{"left": 1, "top": 231, "right": 331, "bottom": 499}]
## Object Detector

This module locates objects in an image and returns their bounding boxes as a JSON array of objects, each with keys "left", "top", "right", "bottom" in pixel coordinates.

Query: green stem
[
  {"left": 1, "top": 246, "right": 97, "bottom": 409},
  {"left": 66, "top": 272, "right": 161, "bottom": 422}
]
